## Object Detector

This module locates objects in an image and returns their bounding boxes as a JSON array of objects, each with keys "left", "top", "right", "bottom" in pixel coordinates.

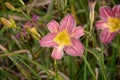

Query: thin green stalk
[
  {"left": 20, "top": 10, "right": 31, "bottom": 20},
  {"left": 18, "top": 58, "right": 41, "bottom": 80},
  {"left": 87, "top": 49, "right": 107, "bottom": 80},
  {"left": 8, "top": 56, "right": 30, "bottom": 79},
  {"left": 79, "top": 0, "right": 88, "bottom": 19},
  {"left": 117, "top": 35, "right": 120, "bottom": 78},
  {"left": 90, "top": 21, "right": 93, "bottom": 33},
  {"left": 109, "top": 47, "right": 116, "bottom": 80},
  {"left": 79, "top": 1, "right": 89, "bottom": 79},
  {"left": 16, "top": 9, "right": 31, "bottom": 20},
  {"left": 16, "top": 54, "right": 53, "bottom": 78},
  {"left": 19, "top": 0, "right": 25, "bottom": 6},
  {"left": 117, "top": 35, "right": 120, "bottom": 61},
  {"left": 84, "top": 36, "right": 88, "bottom": 80},
  {"left": 101, "top": 44, "right": 104, "bottom": 66},
  {"left": 0, "top": 46, "right": 30, "bottom": 79},
  {"left": 0, "top": 27, "right": 6, "bottom": 36},
  {"left": 97, "top": 0, "right": 101, "bottom": 8},
  {"left": 83, "top": 55, "right": 96, "bottom": 80},
  {"left": 18, "top": 0, "right": 31, "bottom": 20},
  {"left": 55, "top": 0, "right": 64, "bottom": 18},
  {"left": 54, "top": 60, "right": 58, "bottom": 79}
]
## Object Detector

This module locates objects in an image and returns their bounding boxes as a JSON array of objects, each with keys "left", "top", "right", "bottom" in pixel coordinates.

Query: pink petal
[
  {"left": 22, "top": 29, "right": 27, "bottom": 37},
  {"left": 112, "top": 5, "right": 120, "bottom": 18},
  {"left": 51, "top": 47, "right": 63, "bottom": 60},
  {"left": 64, "top": 38, "right": 84, "bottom": 57},
  {"left": 118, "top": 30, "right": 120, "bottom": 34},
  {"left": 32, "top": 14, "right": 39, "bottom": 22},
  {"left": 100, "top": 6, "right": 114, "bottom": 21},
  {"left": 47, "top": 20, "right": 59, "bottom": 33},
  {"left": 100, "top": 29, "right": 116, "bottom": 44},
  {"left": 71, "top": 26, "right": 84, "bottom": 38},
  {"left": 116, "top": 13, "right": 120, "bottom": 18},
  {"left": 15, "top": 33, "right": 20, "bottom": 38},
  {"left": 15, "top": 29, "right": 27, "bottom": 38},
  {"left": 96, "top": 20, "right": 106, "bottom": 30},
  {"left": 60, "top": 14, "right": 76, "bottom": 33},
  {"left": 23, "top": 21, "right": 32, "bottom": 28},
  {"left": 39, "top": 33, "right": 58, "bottom": 47}
]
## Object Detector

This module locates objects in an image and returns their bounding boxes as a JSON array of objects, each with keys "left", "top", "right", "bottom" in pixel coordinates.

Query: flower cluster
[{"left": 15, "top": 15, "right": 41, "bottom": 39}]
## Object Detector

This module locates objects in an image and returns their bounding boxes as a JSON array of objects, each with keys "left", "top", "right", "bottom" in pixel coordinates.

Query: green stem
[
  {"left": 109, "top": 47, "right": 116, "bottom": 80},
  {"left": 117, "top": 35, "right": 120, "bottom": 61},
  {"left": 117, "top": 35, "right": 120, "bottom": 78},
  {"left": 83, "top": 55, "right": 96, "bottom": 80},
  {"left": 16, "top": 54, "right": 52, "bottom": 78},
  {"left": 101, "top": 44, "right": 104, "bottom": 66},
  {"left": 87, "top": 49, "right": 107, "bottom": 80},
  {"left": 84, "top": 36, "right": 88, "bottom": 80},
  {"left": 55, "top": 0, "right": 64, "bottom": 18},
  {"left": 20, "top": 10, "right": 31, "bottom": 20},
  {"left": 18, "top": 58, "right": 41, "bottom": 80},
  {"left": 90, "top": 18, "right": 94, "bottom": 33},
  {"left": 54, "top": 60, "right": 58, "bottom": 79},
  {"left": 0, "top": 27, "right": 6, "bottom": 36},
  {"left": 19, "top": 0, "right": 25, "bottom": 6},
  {"left": 16, "top": 8, "right": 31, "bottom": 20}
]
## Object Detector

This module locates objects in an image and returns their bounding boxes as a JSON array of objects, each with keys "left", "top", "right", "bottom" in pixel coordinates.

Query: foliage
[{"left": 0, "top": 0, "right": 120, "bottom": 80}]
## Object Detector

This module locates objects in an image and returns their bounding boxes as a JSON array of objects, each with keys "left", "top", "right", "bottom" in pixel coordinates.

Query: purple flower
[
  {"left": 96, "top": 5, "right": 120, "bottom": 44},
  {"left": 32, "top": 14, "right": 39, "bottom": 22},
  {"left": 15, "top": 14, "right": 40, "bottom": 39},
  {"left": 39, "top": 14, "right": 84, "bottom": 60},
  {"left": 15, "top": 29, "right": 27, "bottom": 38}
]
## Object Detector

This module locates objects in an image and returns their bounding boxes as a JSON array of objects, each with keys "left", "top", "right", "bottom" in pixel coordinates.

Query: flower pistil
[
  {"left": 105, "top": 17, "right": 120, "bottom": 32},
  {"left": 54, "top": 30, "right": 71, "bottom": 47}
]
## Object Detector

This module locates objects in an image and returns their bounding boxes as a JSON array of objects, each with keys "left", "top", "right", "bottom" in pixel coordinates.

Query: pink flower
[
  {"left": 15, "top": 14, "right": 40, "bottom": 39},
  {"left": 96, "top": 5, "right": 120, "bottom": 44},
  {"left": 32, "top": 14, "right": 39, "bottom": 22},
  {"left": 39, "top": 14, "right": 84, "bottom": 60}
]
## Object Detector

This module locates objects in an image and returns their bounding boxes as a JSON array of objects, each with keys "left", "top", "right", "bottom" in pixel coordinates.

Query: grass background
[{"left": 0, "top": 0, "right": 120, "bottom": 80}]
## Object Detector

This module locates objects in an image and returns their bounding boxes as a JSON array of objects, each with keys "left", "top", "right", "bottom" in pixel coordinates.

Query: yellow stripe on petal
[
  {"left": 106, "top": 17, "right": 120, "bottom": 32},
  {"left": 54, "top": 30, "right": 71, "bottom": 47}
]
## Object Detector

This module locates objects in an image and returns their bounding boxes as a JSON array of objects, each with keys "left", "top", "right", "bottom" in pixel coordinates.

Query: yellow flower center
[
  {"left": 106, "top": 17, "right": 120, "bottom": 32},
  {"left": 54, "top": 30, "right": 71, "bottom": 47}
]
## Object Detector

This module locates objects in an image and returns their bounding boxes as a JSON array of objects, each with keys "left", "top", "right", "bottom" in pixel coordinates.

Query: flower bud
[
  {"left": 88, "top": 0, "right": 97, "bottom": 32},
  {"left": 10, "top": 19, "right": 17, "bottom": 28},
  {"left": 0, "top": 17, "right": 13, "bottom": 28},
  {"left": 88, "top": 0, "right": 97, "bottom": 21},
  {"left": 30, "top": 27, "right": 41, "bottom": 39},
  {"left": 5, "top": 2, "right": 16, "bottom": 11}
]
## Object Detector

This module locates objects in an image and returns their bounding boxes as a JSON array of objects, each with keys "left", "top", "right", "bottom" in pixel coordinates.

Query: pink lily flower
[
  {"left": 39, "top": 14, "right": 84, "bottom": 60},
  {"left": 96, "top": 5, "right": 120, "bottom": 44}
]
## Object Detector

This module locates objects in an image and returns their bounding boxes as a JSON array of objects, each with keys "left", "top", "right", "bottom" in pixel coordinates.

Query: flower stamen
[
  {"left": 106, "top": 17, "right": 120, "bottom": 32},
  {"left": 54, "top": 30, "right": 71, "bottom": 47}
]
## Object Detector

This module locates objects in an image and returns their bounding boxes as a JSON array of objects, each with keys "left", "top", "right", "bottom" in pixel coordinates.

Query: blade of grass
[
  {"left": 82, "top": 55, "right": 96, "bottom": 80},
  {"left": 16, "top": 54, "right": 53, "bottom": 78},
  {"left": 18, "top": 58, "right": 41, "bottom": 80}
]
